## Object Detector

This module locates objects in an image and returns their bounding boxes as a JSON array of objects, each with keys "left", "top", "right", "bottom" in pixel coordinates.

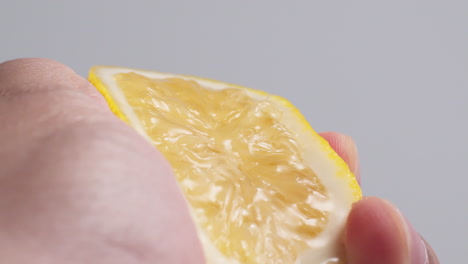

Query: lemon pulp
[{"left": 115, "top": 72, "right": 332, "bottom": 263}]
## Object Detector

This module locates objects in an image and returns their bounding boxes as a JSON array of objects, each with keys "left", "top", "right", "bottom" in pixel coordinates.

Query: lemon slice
[{"left": 89, "top": 66, "right": 361, "bottom": 264}]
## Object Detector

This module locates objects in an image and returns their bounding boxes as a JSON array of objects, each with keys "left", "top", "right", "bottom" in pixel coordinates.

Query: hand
[
  {"left": 0, "top": 58, "right": 203, "bottom": 263},
  {"left": 0, "top": 58, "right": 439, "bottom": 264},
  {"left": 321, "top": 132, "right": 439, "bottom": 264}
]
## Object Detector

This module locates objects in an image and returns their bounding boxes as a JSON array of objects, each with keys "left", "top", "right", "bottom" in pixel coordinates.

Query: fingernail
[
  {"left": 421, "top": 236, "right": 441, "bottom": 264},
  {"left": 396, "top": 209, "right": 429, "bottom": 264}
]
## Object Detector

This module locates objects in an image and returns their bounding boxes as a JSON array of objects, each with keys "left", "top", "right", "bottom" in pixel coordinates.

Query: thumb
[
  {"left": 0, "top": 58, "right": 204, "bottom": 263},
  {"left": 344, "top": 197, "right": 438, "bottom": 264}
]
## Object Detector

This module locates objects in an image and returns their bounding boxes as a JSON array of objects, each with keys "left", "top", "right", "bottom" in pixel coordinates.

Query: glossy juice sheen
[{"left": 115, "top": 72, "right": 331, "bottom": 263}]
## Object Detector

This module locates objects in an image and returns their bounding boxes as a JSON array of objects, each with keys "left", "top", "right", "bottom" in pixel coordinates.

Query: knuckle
[
  {"left": 0, "top": 57, "right": 88, "bottom": 97},
  {"left": 0, "top": 58, "right": 110, "bottom": 141}
]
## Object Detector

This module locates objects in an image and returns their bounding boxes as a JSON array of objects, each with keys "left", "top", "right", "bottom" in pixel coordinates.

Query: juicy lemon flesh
[{"left": 115, "top": 72, "right": 332, "bottom": 263}]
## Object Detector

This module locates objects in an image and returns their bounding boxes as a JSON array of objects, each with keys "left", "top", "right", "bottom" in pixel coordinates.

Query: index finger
[{"left": 319, "top": 131, "right": 361, "bottom": 184}]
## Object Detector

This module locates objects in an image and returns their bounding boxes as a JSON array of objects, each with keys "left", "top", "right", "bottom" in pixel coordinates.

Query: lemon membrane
[
  {"left": 89, "top": 66, "right": 362, "bottom": 264},
  {"left": 116, "top": 73, "right": 330, "bottom": 263}
]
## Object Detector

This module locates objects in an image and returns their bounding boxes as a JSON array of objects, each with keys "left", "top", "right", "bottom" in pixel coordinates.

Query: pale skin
[{"left": 0, "top": 58, "right": 439, "bottom": 264}]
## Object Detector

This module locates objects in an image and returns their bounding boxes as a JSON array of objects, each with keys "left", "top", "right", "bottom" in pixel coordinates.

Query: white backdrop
[{"left": 2, "top": 1, "right": 467, "bottom": 262}]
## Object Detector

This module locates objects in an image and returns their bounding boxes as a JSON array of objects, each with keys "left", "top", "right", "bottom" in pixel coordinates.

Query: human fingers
[
  {"left": 344, "top": 197, "right": 438, "bottom": 264},
  {"left": 0, "top": 58, "right": 204, "bottom": 264},
  {"left": 421, "top": 236, "right": 440, "bottom": 264},
  {"left": 319, "top": 132, "right": 360, "bottom": 183}
]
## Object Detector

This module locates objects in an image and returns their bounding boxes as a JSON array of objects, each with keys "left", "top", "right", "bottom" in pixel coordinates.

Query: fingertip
[
  {"left": 345, "top": 197, "right": 408, "bottom": 264},
  {"left": 319, "top": 131, "right": 360, "bottom": 183}
]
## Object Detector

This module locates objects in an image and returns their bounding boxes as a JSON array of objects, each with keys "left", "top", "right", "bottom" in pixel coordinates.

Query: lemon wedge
[{"left": 89, "top": 66, "right": 361, "bottom": 264}]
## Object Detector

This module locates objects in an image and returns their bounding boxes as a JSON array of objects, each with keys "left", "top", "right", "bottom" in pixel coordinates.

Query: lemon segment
[{"left": 89, "top": 66, "right": 362, "bottom": 264}]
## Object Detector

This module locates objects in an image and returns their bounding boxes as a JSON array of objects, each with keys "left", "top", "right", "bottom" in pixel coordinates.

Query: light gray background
[{"left": 2, "top": 1, "right": 467, "bottom": 262}]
